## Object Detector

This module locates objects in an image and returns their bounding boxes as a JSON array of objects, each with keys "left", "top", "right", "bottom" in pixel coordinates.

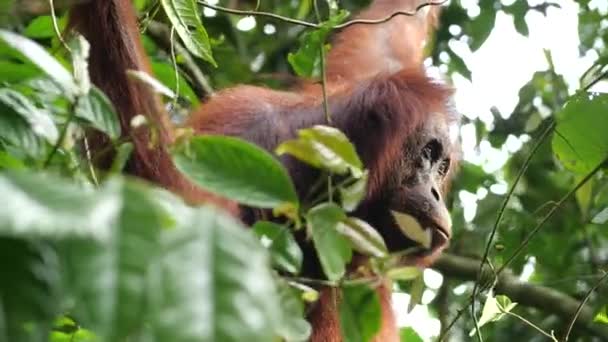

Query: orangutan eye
[
  {"left": 438, "top": 158, "right": 451, "bottom": 177},
  {"left": 422, "top": 139, "right": 442, "bottom": 163}
]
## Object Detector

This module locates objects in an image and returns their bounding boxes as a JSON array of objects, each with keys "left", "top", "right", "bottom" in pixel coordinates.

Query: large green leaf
[
  {"left": 336, "top": 217, "right": 387, "bottom": 258},
  {"left": 60, "top": 182, "right": 281, "bottom": 341},
  {"left": 160, "top": 0, "right": 216, "bottom": 66},
  {"left": 276, "top": 280, "right": 312, "bottom": 342},
  {"left": 0, "top": 30, "right": 76, "bottom": 95},
  {"left": 0, "top": 239, "right": 61, "bottom": 341},
  {"left": 0, "top": 88, "right": 58, "bottom": 144},
  {"left": 468, "top": 0, "right": 497, "bottom": 51},
  {"left": 277, "top": 125, "right": 364, "bottom": 177},
  {"left": 0, "top": 106, "right": 45, "bottom": 157},
  {"left": 151, "top": 208, "right": 280, "bottom": 342},
  {"left": 307, "top": 203, "right": 352, "bottom": 281},
  {"left": 253, "top": 221, "right": 303, "bottom": 274},
  {"left": 552, "top": 92, "right": 608, "bottom": 174},
  {"left": 75, "top": 87, "right": 121, "bottom": 140},
  {"left": 173, "top": 135, "right": 299, "bottom": 209},
  {"left": 0, "top": 172, "right": 121, "bottom": 240},
  {"left": 339, "top": 284, "right": 381, "bottom": 342},
  {"left": 399, "top": 327, "right": 423, "bottom": 342}
]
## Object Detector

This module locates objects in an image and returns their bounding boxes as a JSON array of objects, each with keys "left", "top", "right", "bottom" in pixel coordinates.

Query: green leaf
[
  {"left": 288, "top": 10, "right": 349, "bottom": 77},
  {"left": 109, "top": 142, "right": 134, "bottom": 174},
  {"left": 468, "top": 0, "right": 497, "bottom": 51},
  {"left": 552, "top": 92, "right": 608, "bottom": 174},
  {"left": 453, "top": 161, "right": 496, "bottom": 192},
  {"left": 0, "top": 88, "right": 59, "bottom": 144},
  {"left": 594, "top": 306, "right": 608, "bottom": 324},
  {"left": 0, "top": 107, "right": 45, "bottom": 157},
  {"left": 339, "top": 284, "right": 382, "bottom": 342},
  {"left": 0, "top": 239, "right": 61, "bottom": 341},
  {"left": 592, "top": 208, "right": 608, "bottom": 224},
  {"left": 173, "top": 135, "right": 299, "bottom": 209},
  {"left": 407, "top": 275, "right": 425, "bottom": 313},
  {"left": 340, "top": 171, "right": 368, "bottom": 211},
  {"left": 0, "top": 172, "right": 121, "bottom": 240},
  {"left": 336, "top": 217, "right": 387, "bottom": 258},
  {"left": 307, "top": 203, "right": 351, "bottom": 281},
  {"left": 0, "top": 60, "right": 41, "bottom": 82},
  {"left": 0, "top": 29, "right": 76, "bottom": 95},
  {"left": 299, "top": 125, "right": 363, "bottom": 177},
  {"left": 277, "top": 125, "right": 363, "bottom": 176},
  {"left": 0, "top": 151, "right": 25, "bottom": 170},
  {"left": 470, "top": 293, "right": 517, "bottom": 336},
  {"left": 276, "top": 280, "right": 312, "bottom": 341},
  {"left": 386, "top": 267, "right": 422, "bottom": 281},
  {"left": 160, "top": 0, "right": 216, "bottom": 66},
  {"left": 24, "top": 16, "right": 56, "bottom": 38},
  {"left": 151, "top": 208, "right": 280, "bottom": 341},
  {"left": 151, "top": 61, "right": 199, "bottom": 105},
  {"left": 60, "top": 182, "right": 281, "bottom": 341},
  {"left": 253, "top": 221, "right": 303, "bottom": 274},
  {"left": 504, "top": 0, "right": 530, "bottom": 37},
  {"left": 69, "top": 34, "right": 91, "bottom": 95},
  {"left": 75, "top": 86, "right": 121, "bottom": 140},
  {"left": 399, "top": 327, "right": 423, "bottom": 342}
]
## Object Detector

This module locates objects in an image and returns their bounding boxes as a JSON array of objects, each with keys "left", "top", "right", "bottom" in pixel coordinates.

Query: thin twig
[
  {"left": 44, "top": 101, "right": 78, "bottom": 167},
  {"left": 198, "top": 1, "right": 446, "bottom": 30},
  {"left": 471, "top": 120, "right": 555, "bottom": 338},
  {"left": 562, "top": 271, "right": 608, "bottom": 341},
  {"left": 503, "top": 311, "right": 558, "bottom": 341},
  {"left": 496, "top": 158, "right": 606, "bottom": 275},
  {"left": 48, "top": 0, "right": 71, "bottom": 52}
]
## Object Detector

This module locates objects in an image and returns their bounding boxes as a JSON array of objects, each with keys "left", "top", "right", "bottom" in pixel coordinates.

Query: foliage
[{"left": 0, "top": 0, "right": 607, "bottom": 341}]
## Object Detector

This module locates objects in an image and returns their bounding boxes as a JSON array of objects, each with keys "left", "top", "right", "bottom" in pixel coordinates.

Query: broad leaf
[
  {"left": 254, "top": 221, "right": 303, "bottom": 274},
  {"left": 69, "top": 34, "right": 91, "bottom": 95},
  {"left": 277, "top": 125, "right": 364, "bottom": 177},
  {"left": 0, "top": 88, "right": 58, "bottom": 144},
  {"left": 0, "top": 239, "right": 61, "bottom": 341},
  {"left": 276, "top": 280, "right": 312, "bottom": 341},
  {"left": 336, "top": 217, "right": 387, "bottom": 258},
  {"left": 307, "top": 203, "right": 351, "bottom": 281},
  {"left": 0, "top": 29, "right": 76, "bottom": 95},
  {"left": 0, "top": 172, "right": 121, "bottom": 240},
  {"left": 0, "top": 107, "right": 45, "bottom": 157},
  {"left": 75, "top": 87, "right": 121, "bottom": 140},
  {"left": 151, "top": 208, "right": 280, "bottom": 342},
  {"left": 340, "top": 171, "right": 368, "bottom": 211},
  {"left": 468, "top": 0, "right": 497, "bottom": 51},
  {"left": 161, "top": 0, "right": 216, "bottom": 66},
  {"left": 552, "top": 92, "right": 608, "bottom": 174},
  {"left": 173, "top": 135, "right": 299, "bottom": 209},
  {"left": 339, "top": 284, "right": 381, "bottom": 342},
  {"left": 407, "top": 275, "right": 425, "bottom": 313},
  {"left": 399, "top": 327, "right": 424, "bottom": 342}
]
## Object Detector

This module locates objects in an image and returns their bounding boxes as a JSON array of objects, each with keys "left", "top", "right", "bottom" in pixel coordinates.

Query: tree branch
[{"left": 433, "top": 253, "right": 608, "bottom": 340}]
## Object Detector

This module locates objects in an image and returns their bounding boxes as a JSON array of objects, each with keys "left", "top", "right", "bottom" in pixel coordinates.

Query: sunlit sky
[{"left": 205, "top": 0, "right": 606, "bottom": 339}]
